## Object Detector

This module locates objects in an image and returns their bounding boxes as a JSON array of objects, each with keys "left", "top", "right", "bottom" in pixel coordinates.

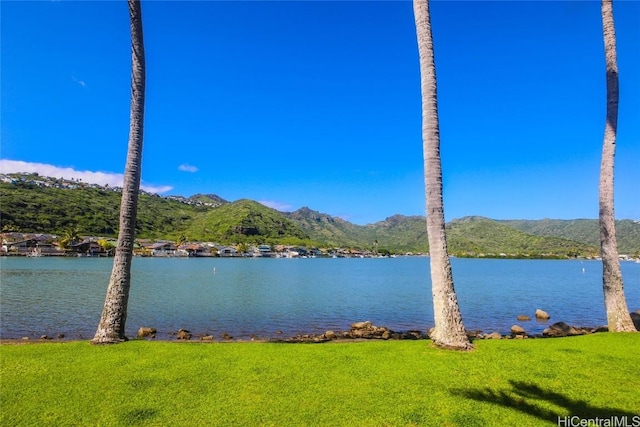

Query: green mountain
[
  {"left": 188, "top": 194, "right": 229, "bottom": 206},
  {"left": 284, "top": 209, "right": 598, "bottom": 256},
  {"left": 285, "top": 209, "right": 428, "bottom": 252},
  {"left": 0, "top": 180, "right": 202, "bottom": 239},
  {"left": 184, "top": 199, "right": 310, "bottom": 244},
  {"left": 284, "top": 207, "right": 365, "bottom": 247},
  {"left": 446, "top": 216, "right": 598, "bottom": 257},
  {"left": 500, "top": 219, "right": 640, "bottom": 255},
  {"left": 363, "top": 215, "right": 429, "bottom": 253},
  {"left": 1, "top": 175, "right": 637, "bottom": 256}
]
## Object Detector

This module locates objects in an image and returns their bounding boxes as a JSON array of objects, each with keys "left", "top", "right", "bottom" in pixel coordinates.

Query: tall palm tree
[
  {"left": 92, "top": 0, "right": 146, "bottom": 344},
  {"left": 598, "top": 0, "right": 635, "bottom": 332},
  {"left": 413, "top": 0, "right": 472, "bottom": 349}
]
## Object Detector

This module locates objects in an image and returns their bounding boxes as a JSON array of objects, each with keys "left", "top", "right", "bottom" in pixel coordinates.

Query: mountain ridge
[{"left": 1, "top": 174, "right": 639, "bottom": 256}]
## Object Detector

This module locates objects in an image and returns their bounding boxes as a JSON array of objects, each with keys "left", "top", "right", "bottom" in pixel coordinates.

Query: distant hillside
[
  {"left": 286, "top": 210, "right": 428, "bottom": 252},
  {"left": 284, "top": 207, "right": 365, "bottom": 247},
  {"left": 447, "top": 217, "right": 598, "bottom": 257},
  {"left": 362, "top": 215, "right": 429, "bottom": 252},
  {"left": 285, "top": 209, "right": 598, "bottom": 256},
  {"left": 0, "top": 181, "right": 202, "bottom": 239},
  {"left": 500, "top": 219, "right": 640, "bottom": 255},
  {"left": 184, "top": 199, "right": 310, "bottom": 244},
  {"left": 1, "top": 175, "right": 637, "bottom": 256},
  {"left": 189, "top": 194, "right": 229, "bottom": 206}
]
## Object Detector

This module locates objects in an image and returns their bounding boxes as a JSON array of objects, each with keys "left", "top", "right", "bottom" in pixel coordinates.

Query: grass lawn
[{"left": 1, "top": 334, "right": 639, "bottom": 426}]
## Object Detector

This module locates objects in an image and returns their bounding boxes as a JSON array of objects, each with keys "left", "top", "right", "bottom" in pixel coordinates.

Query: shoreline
[{"left": 3, "top": 318, "right": 628, "bottom": 344}]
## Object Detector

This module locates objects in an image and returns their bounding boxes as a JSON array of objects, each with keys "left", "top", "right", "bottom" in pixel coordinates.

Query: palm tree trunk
[
  {"left": 92, "top": 0, "right": 146, "bottom": 344},
  {"left": 598, "top": 0, "right": 635, "bottom": 332},
  {"left": 413, "top": 0, "right": 472, "bottom": 349}
]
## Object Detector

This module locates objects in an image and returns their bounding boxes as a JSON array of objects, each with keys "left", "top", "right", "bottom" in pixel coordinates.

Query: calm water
[{"left": 1, "top": 256, "right": 638, "bottom": 339}]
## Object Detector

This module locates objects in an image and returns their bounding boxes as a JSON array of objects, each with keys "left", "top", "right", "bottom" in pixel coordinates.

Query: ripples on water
[{"left": 1, "top": 256, "right": 638, "bottom": 339}]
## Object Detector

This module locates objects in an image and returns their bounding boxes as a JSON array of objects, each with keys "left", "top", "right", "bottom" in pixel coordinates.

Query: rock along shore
[{"left": 7, "top": 310, "right": 639, "bottom": 344}]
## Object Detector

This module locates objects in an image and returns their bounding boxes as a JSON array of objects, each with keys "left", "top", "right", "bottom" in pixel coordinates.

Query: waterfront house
[
  {"left": 3, "top": 237, "right": 59, "bottom": 256},
  {"left": 68, "top": 240, "right": 103, "bottom": 256},
  {"left": 182, "top": 243, "right": 210, "bottom": 257},
  {"left": 148, "top": 241, "right": 177, "bottom": 257},
  {"left": 4, "top": 238, "right": 39, "bottom": 253},
  {"left": 257, "top": 244, "right": 272, "bottom": 257},
  {"left": 217, "top": 246, "right": 238, "bottom": 257}
]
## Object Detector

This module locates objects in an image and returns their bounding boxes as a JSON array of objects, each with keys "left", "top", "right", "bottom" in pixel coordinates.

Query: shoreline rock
[
  {"left": 543, "top": 322, "right": 589, "bottom": 338},
  {"left": 176, "top": 329, "right": 191, "bottom": 340},
  {"left": 535, "top": 309, "right": 551, "bottom": 320},
  {"left": 631, "top": 310, "right": 640, "bottom": 331},
  {"left": 137, "top": 327, "right": 156, "bottom": 338},
  {"left": 510, "top": 325, "right": 526, "bottom": 336},
  {"left": 11, "top": 311, "right": 638, "bottom": 343}
]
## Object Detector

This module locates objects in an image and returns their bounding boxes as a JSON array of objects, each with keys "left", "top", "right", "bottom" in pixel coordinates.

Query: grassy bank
[{"left": 1, "top": 334, "right": 639, "bottom": 426}]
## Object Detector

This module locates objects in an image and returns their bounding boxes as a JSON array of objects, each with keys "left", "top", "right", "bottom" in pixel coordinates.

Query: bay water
[{"left": 1, "top": 256, "right": 638, "bottom": 340}]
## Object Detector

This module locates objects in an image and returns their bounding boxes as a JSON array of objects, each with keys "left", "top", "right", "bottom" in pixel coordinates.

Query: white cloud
[
  {"left": 141, "top": 183, "right": 174, "bottom": 194},
  {"left": 0, "top": 159, "right": 173, "bottom": 194},
  {"left": 71, "top": 75, "right": 87, "bottom": 87},
  {"left": 258, "top": 200, "right": 293, "bottom": 212},
  {"left": 178, "top": 163, "right": 198, "bottom": 173}
]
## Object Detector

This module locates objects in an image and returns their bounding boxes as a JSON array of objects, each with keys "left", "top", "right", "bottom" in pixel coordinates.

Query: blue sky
[{"left": 1, "top": 1, "right": 638, "bottom": 225}]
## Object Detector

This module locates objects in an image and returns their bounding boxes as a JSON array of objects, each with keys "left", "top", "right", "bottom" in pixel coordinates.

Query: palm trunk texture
[
  {"left": 92, "top": 0, "right": 146, "bottom": 343},
  {"left": 414, "top": 0, "right": 472, "bottom": 349},
  {"left": 598, "top": 0, "right": 635, "bottom": 332}
]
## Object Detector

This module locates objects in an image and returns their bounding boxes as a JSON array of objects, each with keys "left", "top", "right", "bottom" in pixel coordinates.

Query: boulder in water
[{"left": 535, "top": 309, "right": 550, "bottom": 320}]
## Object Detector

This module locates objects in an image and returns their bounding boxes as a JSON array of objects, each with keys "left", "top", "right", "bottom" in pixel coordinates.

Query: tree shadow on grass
[
  {"left": 119, "top": 408, "right": 159, "bottom": 426},
  {"left": 451, "top": 381, "right": 637, "bottom": 424}
]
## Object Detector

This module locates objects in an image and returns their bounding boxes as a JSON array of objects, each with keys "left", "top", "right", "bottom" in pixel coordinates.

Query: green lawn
[{"left": 1, "top": 334, "right": 639, "bottom": 426}]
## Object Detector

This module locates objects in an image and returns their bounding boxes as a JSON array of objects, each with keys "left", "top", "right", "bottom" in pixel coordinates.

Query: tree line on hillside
[{"left": 7, "top": 181, "right": 640, "bottom": 256}]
